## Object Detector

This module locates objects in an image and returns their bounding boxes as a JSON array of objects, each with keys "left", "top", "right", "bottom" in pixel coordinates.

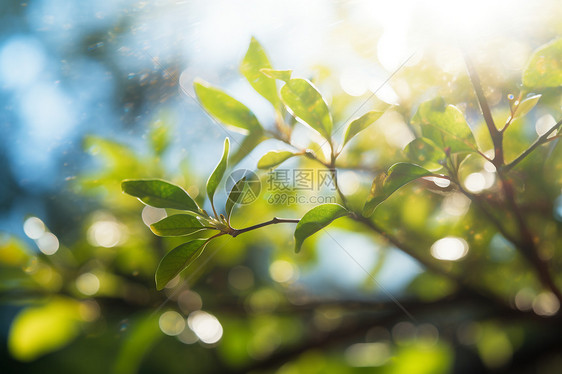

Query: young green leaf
[
  {"left": 363, "top": 163, "right": 432, "bottom": 216},
  {"left": 257, "top": 150, "right": 297, "bottom": 169},
  {"left": 240, "top": 37, "right": 279, "bottom": 108},
  {"left": 150, "top": 214, "right": 207, "bottom": 237},
  {"left": 155, "top": 239, "right": 208, "bottom": 290},
  {"left": 522, "top": 38, "right": 562, "bottom": 88},
  {"left": 149, "top": 119, "right": 170, "bottom": 156},
  {"left": 207, "top": 138, "right": 230, "bottom": 209},
  {"left": 404, "top": 137, "right": 446, "bottom": 171},
  {"left": 122, "top": 179, "right": 199, "bottom": 212},
  {"left": 342, "top": 110, "right": 384, "bottom": 146},
  {"left": 260, "top": 68, "right": 292, "bottom": 83},
  {"left": 412, "top": 98, "right": 477, "bottom": 154},
  {"left": 194, "top": 80, "right": 262, "bottom": 133},
  {"left": 225, "top": 177, "right": 247, "bottom": 222},
  {"left": 294, "top": 203, "right": 348, "bottom": 253},
  {"left": 512, "top": 94, "right": 541, "bottom": 119},
  {"left": 280, "top": 78, "right": 333, "bottom": 139}
]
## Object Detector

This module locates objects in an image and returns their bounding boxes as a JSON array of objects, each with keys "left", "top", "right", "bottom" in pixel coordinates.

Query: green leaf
[
  {"left": 412, "top": 98, "right": 477, "bottom": 154},
  {"left": 363, "top": 163, "right": 432, "bottom": 216},
  {"left": 342, "top": 110, "right": 385, "bottom": 146},
  {"left": 149, "top": 119, "right": 170, "bottom": 156},
  {"left": 240, "top": 37, "right": 280, "bottom": 108},
  {"left": 280, "top": 78, "right": 333, "bottom": 139},
  {"left": 225, "top": 177, "right": 247, "bottom": 222},
  {"left": 8, "top": 297, "right": 83, "bottom": 361},
  {"left": 404, "top": 137, "right": 446, "bottom": 171},
  {"left": 155, "top": 239, "right": 208, "bottom": 290},
  {"left": 194, "top": 80, "right": 262, "bottom": 133},
  {"left": 261, "top": 68, "right": 292, "bottom": 83},
  {"left": 512, "top": 94, "right": 541, "bottom": 119},
  {"left": 257, "top": 150, "right": 297, "bottom": 169},
  {"left": 122, "top": 179, "right": 199, "bottom": 212},
  {"left": 207, "top": 138, "right": 230, "bottom": 207},
  {"left": 150, "top": 214, "right": 206, "bottom": 237},
  {"left": 522, "top": 38, "right": 562, "bottom": 88},
  {"left": 294, "top": 204, "right": 348, "bottom": 253}
]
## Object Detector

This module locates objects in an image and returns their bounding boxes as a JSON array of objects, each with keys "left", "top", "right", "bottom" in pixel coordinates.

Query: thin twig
[{"left": 231, "top": 217, "right": 300, "bottom": 237}]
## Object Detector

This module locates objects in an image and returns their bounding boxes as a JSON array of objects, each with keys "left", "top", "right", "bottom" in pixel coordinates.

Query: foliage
[{"left": 3, "top": 28, "right": 562, "bottom": 374}]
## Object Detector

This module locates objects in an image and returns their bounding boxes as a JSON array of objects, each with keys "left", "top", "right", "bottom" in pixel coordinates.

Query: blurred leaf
[
  {"left": 112, "top": 314, "right": 162, "bottom": 374},
  {"left": 229, "top": 131, "right": 266, "bottom": 166},
  {"left": 225, "top": 177, "right": 247, "bottom": 222},
  {"left": 294, "top": 204, "right": 348, "bottom": 253},
  {"left": 404, "top": 137, "right": 446, "bottom": 171},
  {"left": 342, "top": 110, "right": 385, "bottom": 146},
  {"left": 261, "top": 68, "right": 292, "bottom": 82},
  {"left": 122, "top": 179, "right": 199, "bottom": 212},
  {"left": 194, "top": 80, "right": 262, "bottom": 133},
  {"left": 257, "top": 150, "right": 297, "bottom": 169},
  {"left": 280, "top": 78, "right": 333, "bottom": 139},
  {"left": 386, "top": 342, "right": 453, "bottom": 374},
  {"left": 512, "top": 94, "right": 541, "bottom": 119},
  {"left": 412, "top": 98, "right": 477, "bottom": 154},
  {"left": 8, "top": 298, "right": 83, "bottom": 361},
  {"left": 240, "top": 37, "right": 279, "bottom": 108},
  {"left": 363, "top": 163, "right": 432, "bottom": 216},
  {"left": 522, "top": 38, "right": 562, "bottom": 88},
  {"left": 155, "top": 239, "right": 208, "bottom": 290},
  {"left": 150, "top": 214, "right": 207, "bottom": 237},
  {"left": 149, "top": 119, "right": 170, "bottom": 156},
  {"left": 207, "top": 138, "right": 230, "bottom": 207}
]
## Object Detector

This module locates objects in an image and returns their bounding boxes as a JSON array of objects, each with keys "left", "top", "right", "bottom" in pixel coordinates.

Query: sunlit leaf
[
  {"left": 8, "top": 298, "right": 83, "bottom": 361},
  {"left": 261, "top": 68, "right": 292, "bottom": 82},
  {"left": 150, "top": 214, "right": 206, "bottom": 237},
  {"left": 342, "top": 110, "right": 384, "bottom": 146},
  {"left": 404, "top": 137, "right": 446, "bottom": 171},
  {"left": 522, "top": 38, "right": 562, "bottom": 88},
  {"left": 363, "top": 163, "right": 432, "bottom": 216},
  {"left": 155, "top": 239, "right": 208, "bottom": 290},
  {"left": 149, "top": 119, "right": 170, "bottom": 156},
  {"left": 257, "top": 150, "right": 297, "bottom": 169},
  {"left": 194, "top": 80, "right": 262, "bottom": 133},
  {"left": 122, "top": 179, "right": 199, "bottom": 212},
  {"left": 240, "top": 37, "right": 280, "bottom": 108},
  {"left": 207, "top": 138, "right": 230, "bottom": 208},
  {"left": 280, "top": 78, "right": 333, "bottom": 139},
  {"left": 412, "top": 98, "right": 477, "bottom": 154},
  {"left": 512, "top": 94, "right": 541, "bottom": 119},
  {"left": 294, "top": 203, "right": 348, "bottom": 253},
  {"left": 225, "top": 177, "right": 247, "bottom": 222}
]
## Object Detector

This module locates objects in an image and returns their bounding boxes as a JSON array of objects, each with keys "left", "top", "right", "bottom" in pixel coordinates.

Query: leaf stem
[
  {"left": 231, "top": 217, "right": 300, "bottom": 237},
  {"left": 464, "top": 51, "right": 504, "bottom": 166},
  {"left": 503, "top": 118, "right": 562, "bottom": 172}
]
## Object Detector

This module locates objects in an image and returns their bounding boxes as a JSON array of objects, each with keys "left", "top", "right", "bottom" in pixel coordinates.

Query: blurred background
[{"left": 1, "top": 0, "right": 562, "bottom": 373}]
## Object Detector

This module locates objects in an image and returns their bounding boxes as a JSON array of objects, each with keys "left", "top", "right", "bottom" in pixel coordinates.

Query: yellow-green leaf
[
  {"left": 280, "top": 78, "right": 333, "bottom": 139},
  {"left": 522, "top": 38, "right": 562, "bottom": 88},
  {"left": 261, "top": 68, "right": 292, "bottom": 83},
  {"left": 122, "top": 179, "right": 199, "bottom": 212},
  {"left": 512, "top": 94, "right": 541, "bottom": 119},
  {"left": 194, "top": 80, "right": 262, "bottom": 133},
  {"left": 8, "top": 298, "right": 83, "bottom": 361},
  {"left": 363, "top": 163, "right": 432, "bottom": 216},
  {"left": 155, "top": 240, "right": 208, "bottom": 290},
  {"left": 343, "top": 110, "right": 384, "bottom": 146},
  {"left": 240, "top": 37, "right": 279, "bottom": 108},
  {"left": 207, "top": 138, "right": 230, "bottom": 207},
  {"left": 257, "top": 150, "right": 297, "bottom": 169},
  {"left": 294, "top": 204, "right": 348, "bottom": 253},
  {"left": 150, "top": 214, "right": 206, "bottom": 237},
  {"left": 404, "top": 137, "right": 446, "bottom": 171}
]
